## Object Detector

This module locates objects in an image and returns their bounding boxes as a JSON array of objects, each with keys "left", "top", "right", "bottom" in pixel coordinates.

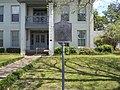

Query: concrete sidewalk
[{"left": 0, "top": 55, "right": 41, "bottom": 80}]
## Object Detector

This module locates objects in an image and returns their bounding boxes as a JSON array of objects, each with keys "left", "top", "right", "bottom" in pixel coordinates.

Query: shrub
[
  {"left": 96, "top": 44, "right": 113, "bottom": 53},
  {"left": 79, "top": 47, "right": 97, "bottom": 55},
  {"left": 70, "top": 46, "right": 78, "bottom": 54},
  {"left": 0, "top": 48, "right": 5, "bottom": 53},
  {"left": 113, "top": 51, "right": 120, "bottom": 55},
  {"left": 94, "top": 37, "right": 104, "bottom": 47},
  {"left": 65, "top": 46, "right": 70, "bottom": 55},
  {"left": 54, "top": 47, "right": 70, "bottom": 55},
  {"left": 54, "top": 47, "right": 62, "bottom": 55},
  {"left": 6, "top": 48, "right": 20, "bottom": 53}
]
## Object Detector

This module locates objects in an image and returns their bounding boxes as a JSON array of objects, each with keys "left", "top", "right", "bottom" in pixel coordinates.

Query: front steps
[{"left": 26, "top": 49, "right": 49, "bottom": 55}]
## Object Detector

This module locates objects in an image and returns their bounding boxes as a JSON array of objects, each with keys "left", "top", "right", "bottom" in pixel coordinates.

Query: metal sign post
[
  {"left": 62, "top": 42, "right": 65, "bottom": 90},
  {"left": 55, "top": 17, "right": 72, "bottom": 90}
]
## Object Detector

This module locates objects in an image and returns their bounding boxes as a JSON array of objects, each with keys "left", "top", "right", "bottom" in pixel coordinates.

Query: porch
[{"left": 18, "top": 0, "right": 54, "bottom": 55}]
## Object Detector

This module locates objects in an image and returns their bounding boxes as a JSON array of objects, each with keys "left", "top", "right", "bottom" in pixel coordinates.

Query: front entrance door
[
  {"left": 35, "top": 34, "right": 40, "bottom": 48},
  {"left": 34, "top": 33, "right": 47, "bottom": 49}
]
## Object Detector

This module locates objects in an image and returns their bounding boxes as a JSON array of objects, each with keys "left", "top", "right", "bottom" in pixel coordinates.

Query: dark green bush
[
  {"left": 54, "top": 47, "right": 62, "bottom": 55},
  {"left": 79, "top": 47, "right": 97, "bottom": 55},
  {"left": 70, "top": 46, "right": 78, "bottom": 54},
  {"left": 65, "top": 46, "right": 70, "bottom": 55},
  {"left": 94, "top": 37, "right": 104, "bottom": 47},
  {"left": 113, "top": 51, "right": 120, "bottom": 55},
  {"left": 96, "top": 44, "right": 113, "bottom": 53},
  {"left": 54, "top": 47, "right": 70, "bottom": 55},
  {"left": 0, "top": 48, "right": 5, "bottom": 53},
  {"left": 6, "top": 48, "right": 20, "bottom": 53}
]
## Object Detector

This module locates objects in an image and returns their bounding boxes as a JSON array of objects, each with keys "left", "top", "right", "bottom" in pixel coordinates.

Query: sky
[{"left": 93, "top": 0, "right": 120, "bottom": 16}]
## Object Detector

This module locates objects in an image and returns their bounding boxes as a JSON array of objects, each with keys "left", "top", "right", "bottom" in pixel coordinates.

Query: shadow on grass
[{"left": 11, "top": 57, "right": 120, "bottom": 90}]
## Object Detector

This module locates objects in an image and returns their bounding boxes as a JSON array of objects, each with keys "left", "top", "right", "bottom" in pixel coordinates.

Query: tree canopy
[{"left": 94, "top": 2, "right": 120, "bottom": 49}]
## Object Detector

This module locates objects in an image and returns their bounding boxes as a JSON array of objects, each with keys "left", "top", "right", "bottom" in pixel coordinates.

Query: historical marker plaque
[
  {"left": 54, "top": 19, "right": 72, "bottom": 90},
  {"left": 54, "top": 19, "right": 72, "bottom": 42}
]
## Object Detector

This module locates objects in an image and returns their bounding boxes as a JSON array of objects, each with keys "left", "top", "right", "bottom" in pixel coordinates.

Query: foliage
[
  {"left": 94, "top": 36, "right": 104, "bottom": 47},
  {"left": 70, "top": 46, "right": 78, "bottom": 54},
  {"left": 54, "top": 47, "right": 62, "bottom": 55},
  {"left": 113, "top": 48, "right": 120, "bottom": 55},
  {"left": 65, "top": 46, "right": 70, "bottom": 55},
  {"left": 0, "top": 64, "right": 33, "bottom": 90},
  {"left": 79, "top": 47, "right": 97, "bottom": 55},
  {"left": 94, "top": 3, "right": 120, "bottom": 49},
  {"left": 103, "top": 3, "right": 120, "bottom": 23},
  {"left": 103, "top": 22, "right": 120, "bottom": 49},
  {"left": 94, "top": 10, "right": 107, "bottom": 31},
  {"left": 48, "top": 0, "right": 94, "bottom": 7},
  {"left": 6, "top": 48, "right": 20, "bottom": 53},
  {"left": 96, "top": 44, "right": 113, "bottom": 53},
  {"left": 113, "top": 51, "right": 120, "bottom": 55},
  {"left": 0, "top": 48, "right": 5, "bottom": 53},
  {"left": 94, "top": 22, "right": 120, "bottom": 49},
  {"left": 54, "top": 46, "right": 78, "bottom": 55}
]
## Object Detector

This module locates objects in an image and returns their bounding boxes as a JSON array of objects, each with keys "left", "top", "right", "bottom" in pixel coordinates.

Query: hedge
[
  {"left": 70, "top": 46, "right": 78, "bottom": 54},
  {"left": 0, "top": 63, "right": 33, "bottom": 90},
  {"left": 0, "top": 48, "right": 5, "bottom": 53},
  {"left": 54, "top": 46, "right": 78, "bottom": 55},
  {"left": 79, "top": 47, "right": 97, "bottom": 55},
  {"left": 6, "top": 48, "right": 20, "bottom": 53},
  {"left": 96, "top": 44, "right": 113, "bottom": 53}
]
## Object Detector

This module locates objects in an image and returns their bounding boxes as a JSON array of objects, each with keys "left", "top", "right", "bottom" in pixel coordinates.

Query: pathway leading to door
[{"left": 0, "top": 55, "right": 41, "bottom": 80}]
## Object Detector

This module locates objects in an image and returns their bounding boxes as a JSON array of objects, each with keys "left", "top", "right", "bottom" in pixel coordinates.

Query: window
[
  {"left": 78, "top": 7, "right": 86, "bottom": 21},
  {"left": 77, "top": 30, "right": 86, "bottom": 46},
  {"left": 11, "top": 31, "right": 19, "bottom": 47},
  {"left": 0, "top": 31, "right": 3, "bottom": 47},
  {"left": 11, "top": 5, "right": 20, "bottom": 22},
  {"left": 61, "top": 5, "right": 69, "bottom": 21},
  {"left": 0, "top": 6, "right": 4, "bottom": 22}
]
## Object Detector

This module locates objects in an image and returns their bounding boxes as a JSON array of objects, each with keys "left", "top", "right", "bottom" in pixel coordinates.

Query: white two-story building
[{"left": 0, "top": 0, "right": 95, "bottom": 55}]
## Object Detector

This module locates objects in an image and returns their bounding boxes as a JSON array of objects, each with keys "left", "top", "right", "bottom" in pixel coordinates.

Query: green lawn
[
  {"left": 0, "top": 54, "right": 22, "bottom": 67},
  {"left": 10, "top": 55, "right": 120, "bottom": 90}
]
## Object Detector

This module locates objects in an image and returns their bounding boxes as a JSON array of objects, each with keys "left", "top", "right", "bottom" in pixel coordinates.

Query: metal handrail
[{"left": 26, "top": 16, "right": 49, "bottom": 24}]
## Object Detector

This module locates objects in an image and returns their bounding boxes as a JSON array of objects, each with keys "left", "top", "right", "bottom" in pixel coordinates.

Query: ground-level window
[
  {"left": 11, "top": 31, "right": 19, "bottom": 47},
  {"left": 0, "top": 31, "right": 3, "bottom": 47},
  {"left": 77, "top": 30, "right": 86, "bottom": 46}
]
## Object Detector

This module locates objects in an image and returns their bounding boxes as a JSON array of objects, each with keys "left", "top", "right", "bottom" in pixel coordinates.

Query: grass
[
  {"left": 0, "top": 54, "right": 22, "bottom": 67},
  {"left": 10, "top": 55, "right": 120, "bottom": 90}
]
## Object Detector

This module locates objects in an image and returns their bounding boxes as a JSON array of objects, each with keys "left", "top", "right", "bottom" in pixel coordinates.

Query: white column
[
  {"left": 89, "top": 2, "right": 94, "bottom": 48},
  {"left": 49, "top": 3, "right": 54, "bottom": 55},
  {"left": 20, "top": 3, "right": 26, "bottom": 56}
]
